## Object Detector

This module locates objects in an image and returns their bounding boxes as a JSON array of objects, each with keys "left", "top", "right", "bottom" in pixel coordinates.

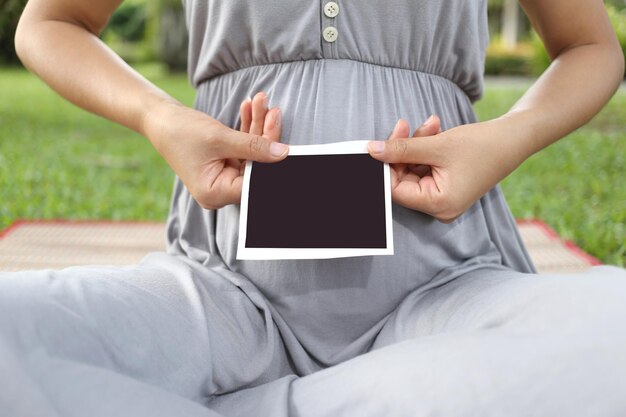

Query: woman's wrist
[
  {"left": 140, "top": 95, "right": 182, "bottom": 144},
  {"left": 140, "top": 96, "right": 221, "bottom": 157},
  {"left": 443, "top": 117, "right": 531, "bottom": 182},
  {"left": 495, "top": 111, "right": 539, "bottom": 160}
]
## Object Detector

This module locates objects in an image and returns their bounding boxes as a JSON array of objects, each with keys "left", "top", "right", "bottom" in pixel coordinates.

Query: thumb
[
  {"left": 367, "top": 135, "right": 442, "bottom": 165},
  {"left": 224, "top": 129, "right": 289, "bottom": 162}
]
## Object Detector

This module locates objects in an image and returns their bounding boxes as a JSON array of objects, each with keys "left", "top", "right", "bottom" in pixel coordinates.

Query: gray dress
[
  {"left": 2, "top": 1, "right": 626, "bottom": 416},
  {"left": 171, "top": 0, "right": 534, "bottom": 370}
]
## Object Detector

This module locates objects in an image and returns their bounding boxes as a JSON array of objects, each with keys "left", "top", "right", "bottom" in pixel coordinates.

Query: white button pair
[{"left": 323, "top": 2, "right": 339, "bottom": 43}]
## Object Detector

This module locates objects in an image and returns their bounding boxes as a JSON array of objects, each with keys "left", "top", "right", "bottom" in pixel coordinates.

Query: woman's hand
[
  {"left": 143, "top": 92, "right": 288, "bottom": 210},
  {"left": 370, "top": 117, "right": 521, "bottom": 223}
]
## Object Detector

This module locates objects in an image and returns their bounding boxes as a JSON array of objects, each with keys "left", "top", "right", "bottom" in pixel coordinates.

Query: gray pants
[{"left": 2, "top": 252, "right": 626, "bottom": 417}]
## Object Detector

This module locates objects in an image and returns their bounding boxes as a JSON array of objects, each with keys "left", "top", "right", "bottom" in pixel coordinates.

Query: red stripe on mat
[
  {"left": 0, "top": 220, "right": 28, "bottom": 239},
  {"left": 0, "top": 219, "right": 165, "bottom": 239},
  {"left": 516, "top": 219, "right": 602, "bottom": 266}
]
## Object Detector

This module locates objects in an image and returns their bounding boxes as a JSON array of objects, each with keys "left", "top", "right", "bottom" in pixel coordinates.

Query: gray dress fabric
[{"left": 2, "top": 1, "right": 626, "bottom": 416}]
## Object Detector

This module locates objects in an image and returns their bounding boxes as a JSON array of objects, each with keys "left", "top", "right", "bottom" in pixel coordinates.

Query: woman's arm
[
  {"left": 504, "top": 0, "right": 624, "bottom": 160},
  {"left": 15, "top": 0, "right": 288, "bottom": 209},
  {"left": 368, "top": 0, "right": 624, "bottom": 222},
  {"left": 15, "top": 0, "right": 168, "bottom": 133}
]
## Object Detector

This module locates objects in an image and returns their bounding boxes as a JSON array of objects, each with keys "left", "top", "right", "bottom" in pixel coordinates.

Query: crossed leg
[
  {"left": 0, "top": 252, "right": 293, "bottom": 417},
  {"left": 210, "top": 266, "right": 626, "bottom": 417},
  {"left": 3, "top": 256, "right": 626, "bottom": 417}
]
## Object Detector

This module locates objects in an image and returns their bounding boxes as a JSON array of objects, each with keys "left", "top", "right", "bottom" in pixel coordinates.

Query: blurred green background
[{"left": 0, "top": 0, "right": 624, "bottom": 266}]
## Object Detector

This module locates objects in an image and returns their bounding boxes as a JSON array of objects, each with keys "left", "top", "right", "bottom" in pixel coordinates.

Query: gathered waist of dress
[
  {"left": 198, "top": 58, "right": 472, "bottom": 99},
  {"left": 194, "top": 58, "right": 479, "bottom": 143}
]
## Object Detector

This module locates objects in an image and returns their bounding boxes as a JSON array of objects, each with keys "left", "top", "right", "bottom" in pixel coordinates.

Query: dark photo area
[{"left": 245, "top": 154, "right": 387, "bottom": 249}]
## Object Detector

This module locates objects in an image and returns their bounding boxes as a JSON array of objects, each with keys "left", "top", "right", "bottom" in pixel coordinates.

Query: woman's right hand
[{"left": 143, "top": 93, "right": 288, "bottom": 210}]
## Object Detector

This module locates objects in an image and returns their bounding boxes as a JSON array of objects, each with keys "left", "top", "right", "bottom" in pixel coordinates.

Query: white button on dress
[
  {"left": 323, "top": 26, "right": 338, "bottom": 43},
  {"left": 324, "top": 2, "right": 340, "bottom": 18}
]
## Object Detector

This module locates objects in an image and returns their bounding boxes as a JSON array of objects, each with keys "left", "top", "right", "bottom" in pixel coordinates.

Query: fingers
[
  {"left": 220, "top": 129, "right": 289, "bottom": 162},
  {"left": 240, "top": 91, "right": 283, "bottom": 142},
  {"left": 409, "top": 164, "right": 431, "bottom": 178},
  {"left": 202, "top": 162, "right": 244, "bottom": 209},
  {"left": 385, "top": 115, "right": 439, "bottom": 140},
  {"left": 388, "top": 119, "right": 410, "bottom": 139},
  {"left": 391, "top": 175, "right": 445, "bottom": 219},
  {"left": 239, "top": 97, "right": 252, "bottom": 133},
  {"left": 410, "top": 115, "right": 440, "bottom": 176},
  {"left": 392, "top": 182, "right": 462, "bottom": 224},
  {"left": 263, "top": 107, "right": 282, "bottom": 142},
  {"left": 413, "top": 115, "right": 441, "bottom": 137},
  {"left": 373, "top": 119, "right": 409, "bottom": 154},
  {"left": 369, "top": 115, "right": 443, "bottom": 163},
  {"left": 368, "top": 133, "right": 441, "bottom": 165},
  {"left": 250, "top": 92, "right": 268, "bottom": 135}
]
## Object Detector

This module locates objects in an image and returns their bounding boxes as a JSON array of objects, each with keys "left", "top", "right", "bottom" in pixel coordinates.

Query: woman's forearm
[
  {"left": 498, "top": 44, "right": 623, "bottom": 165},
  {"left": 493, "top": 0, "right": 624, "bottom": 168},
  {"left": 14, "top": 0, "right": 178, "bottom": 138}
]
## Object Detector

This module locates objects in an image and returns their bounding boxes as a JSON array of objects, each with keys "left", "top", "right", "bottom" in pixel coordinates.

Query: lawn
[
  {"left": 476, "top": 83, "right": 625, "bottom": 267},
  {"left": 0, "top": 66, "right": 624, "bottom": 266},
  {"left": 0, "top": 64, "right": 188, "bottom": 229}
]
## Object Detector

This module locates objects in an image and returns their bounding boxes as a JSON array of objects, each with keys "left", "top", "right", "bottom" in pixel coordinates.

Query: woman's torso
[{"left": 168, "top": 0, "right": 535, "bottom": 367}]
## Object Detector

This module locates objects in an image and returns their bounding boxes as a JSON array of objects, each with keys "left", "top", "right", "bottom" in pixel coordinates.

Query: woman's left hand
[{"left": 369, "top": 118, "right": 523, "bottom": 223}]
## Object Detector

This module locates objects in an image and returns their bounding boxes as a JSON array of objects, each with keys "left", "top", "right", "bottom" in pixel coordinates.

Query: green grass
[
  {"left": 475, "top": 85, "right": 626, "bottom": 267},
  {"left": 0, "top": 66, "right": 624, "bottom": 266},
  {"left": 0, "top": 63, "right": 193, "bottom": 227}
]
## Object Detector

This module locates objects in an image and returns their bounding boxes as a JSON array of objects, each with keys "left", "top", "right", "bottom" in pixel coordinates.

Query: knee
[
  {"left": 0, "top": 269, "right": 78, "bottom": 352},
  {"left": 519, "top": 268, "right": 626, "bottom": 340}
]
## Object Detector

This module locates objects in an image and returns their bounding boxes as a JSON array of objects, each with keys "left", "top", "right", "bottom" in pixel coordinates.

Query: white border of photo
[{"left": 237, "top": 140, "right": 394, "bottom": 260}]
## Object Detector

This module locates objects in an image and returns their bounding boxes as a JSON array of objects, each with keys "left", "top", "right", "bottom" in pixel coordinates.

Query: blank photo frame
[{"left": 237, "top": 140, "right": 393, "bottom": 260}]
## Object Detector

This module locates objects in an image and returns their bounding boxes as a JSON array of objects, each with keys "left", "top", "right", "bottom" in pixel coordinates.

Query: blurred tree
[
  {"left": 106, "top": 1, "right": 147, "bottom": 42},
  {"left": 606, "top": 0, "right": 626, "bottom": 11},
  {"left": 502, "top": 0, "right": 519, "bottom": 48},
  {"left": 156, "top": 0, "right": 188, "bottom": 72},
  {"left": 0, "top": 0, "right": 28, "bottom": 65},
  {"left": 488, "top": 0, "right": 523, "bottom": 49},
  {"left": 101, "top": 0, "right": 156, "bottom": 63},
  {"left": 84, "top": 0, "right": 187, "bottom": 72},
  {"left": 98, "top": 0, "right": 188, "bottom": 71}
]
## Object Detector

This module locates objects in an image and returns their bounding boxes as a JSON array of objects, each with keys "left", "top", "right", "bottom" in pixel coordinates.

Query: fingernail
[
  {"left": 270, "top": 142, "right": 288, "bottom": 157},
  {"left": 423, "top": 115, "right": 435, "bottom": 127},
  {"left": 369, "top": 141, "right": 385, "bottom": 154},
  {"left": 242, "top": 97, "right": 251, "bottom": 106},
  {"left": 263, "top": 94, "right": 269, "bottom": 108}
]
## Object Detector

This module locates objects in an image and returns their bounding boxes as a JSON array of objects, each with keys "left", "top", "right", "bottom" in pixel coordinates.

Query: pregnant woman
[{"left": 3, "top": 0, "right": 626, "bottom": 416}]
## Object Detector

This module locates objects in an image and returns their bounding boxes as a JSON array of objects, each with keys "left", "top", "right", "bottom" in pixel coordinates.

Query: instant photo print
[{"left": 237, "top": 140, "right": 394, "bottom": 260}]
